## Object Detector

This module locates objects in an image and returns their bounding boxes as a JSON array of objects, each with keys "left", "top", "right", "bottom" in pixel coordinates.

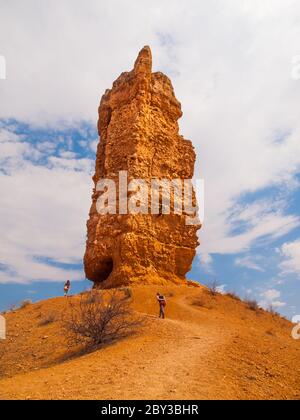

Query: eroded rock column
[{"left": 84, "top": 46, "right": 201, "bottom": 288}]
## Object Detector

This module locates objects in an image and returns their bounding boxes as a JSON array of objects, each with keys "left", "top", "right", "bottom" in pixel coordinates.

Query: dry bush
[
  {"left": 192, "top": 296, "right": 206, "bottom": 307},
  {"left": 39, "top": 312, "right": 56, "bottom": 326},
  {"left": 266, "top": 305, "right": 280, "bottom": 317},
  {"left": 63, "top": 290, "right": 143, "bottom": 350},
  {"left": 205, "top": 279, "right": 219, "bottom": 296},
  {"left": 245, "top": 299, "right": 260, "bottom": 312},
  {"left": 226, "top": 291, "right": 242, "bottom": 302},
  {"left": 19, "top": 299, "right": 32, "bottom": 309},
  {"left": 192, "top": 294, "right": 213, "bottom": 309},
  {"left": 83, "top": 290, "right": 100, "bottom": 304}
]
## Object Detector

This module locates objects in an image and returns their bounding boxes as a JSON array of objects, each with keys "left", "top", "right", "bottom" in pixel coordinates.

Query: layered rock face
[{"left": 84, "top": 46, "right": 201, "bottom": 288}]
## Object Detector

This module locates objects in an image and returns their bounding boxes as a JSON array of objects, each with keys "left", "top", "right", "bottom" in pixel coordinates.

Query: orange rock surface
[{"left": 84, "top": 46, "right": 200, "bottom": 288}]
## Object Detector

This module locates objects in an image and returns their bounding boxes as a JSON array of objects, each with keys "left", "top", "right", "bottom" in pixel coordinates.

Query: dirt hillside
[{"left": 0, "top": 284, "right": 299, "bottom": 400}]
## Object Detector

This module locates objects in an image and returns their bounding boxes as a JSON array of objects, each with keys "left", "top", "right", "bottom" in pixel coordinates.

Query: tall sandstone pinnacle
[{"left": 84, "top": 46, "right": 201, "bottom": 288}]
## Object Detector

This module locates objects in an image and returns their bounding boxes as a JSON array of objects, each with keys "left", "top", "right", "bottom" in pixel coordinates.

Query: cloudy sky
[{"left": 0, "top": 0, "right": 300, "bottom": 317}]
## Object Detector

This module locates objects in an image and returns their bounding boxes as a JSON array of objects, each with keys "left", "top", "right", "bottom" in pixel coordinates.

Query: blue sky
[{"left": 0, "top": 1, "right": 300, "bottom": 318}]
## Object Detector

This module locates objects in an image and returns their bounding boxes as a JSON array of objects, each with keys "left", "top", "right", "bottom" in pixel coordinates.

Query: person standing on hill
[
  {"left": 64, "top": 280, "right": 71, "bottom": 297},
  {"left": 156, "top": 292, "right": 166, "bottom": 319}
]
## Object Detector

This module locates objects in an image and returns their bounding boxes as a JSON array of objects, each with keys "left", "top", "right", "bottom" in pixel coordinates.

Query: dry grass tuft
[
  {"left": 19, "top": 299, "right": 32, "bottom": 309},
  {"left": 39, "top": 312, "right": 57, "bottom": 326}
]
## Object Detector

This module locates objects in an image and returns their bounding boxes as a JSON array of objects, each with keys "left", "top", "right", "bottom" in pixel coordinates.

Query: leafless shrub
[
  {"left": 19, "top": 299, "right": 32, "bottom": 309},
  {"left": 63, "top": 290, "right": 143, "bottom": 350},
  {"left": 245, "top": 299, "right": 260, "bottom": 312},
  {"left": 83, "top": 290, "right": 99, "bottom": 304},
  {"left": 205, "top": 279, "right": 219, "bottom": 296},
  {"left": 266, "top": 305, "right": 280, "bottom": 317}
]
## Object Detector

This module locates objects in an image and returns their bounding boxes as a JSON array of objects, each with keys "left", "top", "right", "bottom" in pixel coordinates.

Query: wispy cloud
[
  {"left": 235, "top": 255, "right": 265, "bottom": 272},
  {"left": 279, "top": 240, "right": 300, "bottom": 278},
  {"left": 201, "top": 198, "right": 300, "bottom": 255}
]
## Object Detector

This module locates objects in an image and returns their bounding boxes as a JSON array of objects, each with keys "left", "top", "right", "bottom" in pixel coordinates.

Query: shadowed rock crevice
[{"left": 92, "top": 258, "right": 114, "bottom": 283}]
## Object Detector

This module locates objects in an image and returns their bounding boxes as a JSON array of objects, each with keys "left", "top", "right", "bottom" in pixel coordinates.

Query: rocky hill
[{"left": 0, "top": 284, "right": 299, "bottom": 400}]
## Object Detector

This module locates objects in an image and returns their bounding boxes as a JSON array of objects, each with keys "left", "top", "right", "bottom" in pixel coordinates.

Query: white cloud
[
  {"left": 263, "top": 289, "right": 281, "bottom": 301},
  {"left": 47, "top": 156, "right": 93, "bottom": 172},
  {"left": 235, "top": 255, "right": 265, "bottom": 272},
  {"left": 201, "top": 199, "right": 300, "bottom": 255},
  {"left": 216, "top": 284, "right": 226, "bottom": 294},
  {"left": 36, "top": 141, "right": 56, "bottom": 153},
  {"left": 59, "top": 150, "right": 77, "bottom": 159},
  {"left": 0, "top": 127, "right": 93, "bottom": 284},
  {"left": 198, "top": 252, "right": 214, "bottom": 274},
  {"left": 0, "top": 141, "right": 33, "bottom": 159},
  {"left": 0, "top": 127, "right": 22, "bottom": 142},
  {"left": 279, "top": 240, "right": 300, "bottom": 277},
  {"left": 259, "top": 288, "right": 286, "bottom": 309},
  {"left": 90, "top": 139, "right": 98, "bottom": 153}
]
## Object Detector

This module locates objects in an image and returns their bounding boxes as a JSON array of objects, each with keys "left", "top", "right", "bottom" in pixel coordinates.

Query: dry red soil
[{"left": 0, "top": 285, "right": 299, "bottom": 400}]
